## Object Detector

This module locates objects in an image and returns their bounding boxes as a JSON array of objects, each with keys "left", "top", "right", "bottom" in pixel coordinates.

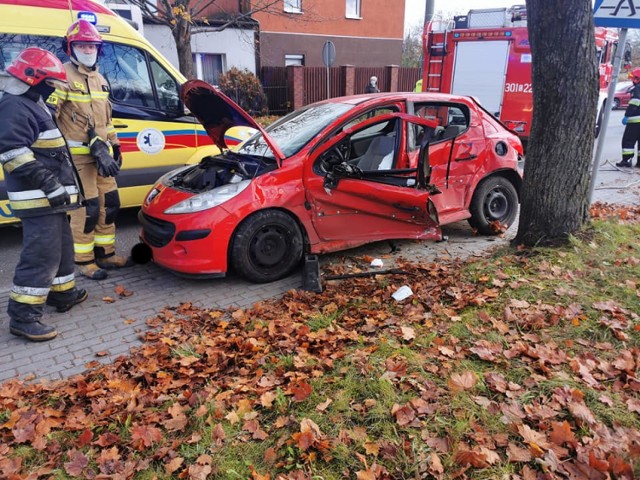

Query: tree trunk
[
  {"left": 514, "top": 0, "right": 598, "bottom": 247},
  {"left": 173, "top": 16, "right": 195, "bottom": 79}
]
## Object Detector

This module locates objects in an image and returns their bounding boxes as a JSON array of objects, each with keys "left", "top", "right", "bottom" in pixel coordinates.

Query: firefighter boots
[
  {"left": 46, "top": 288, "right": 88, "bottom": 313},
  {"left": 616, "top": 159, "right": 632, "bottom": 167},
  {"left": 78, "top": 262, "right": 108, "bottom": 280},
  {"left": 96, "top": 254, "right": 134, "bottom": 270},
  {"left": 10, "top": 320, "right": 58, "bottom": 342}
]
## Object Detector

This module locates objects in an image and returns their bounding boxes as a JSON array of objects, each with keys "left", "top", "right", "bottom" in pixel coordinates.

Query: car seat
[
  {"left": 357, "top": 136, "right": 395, "bottom": 170},
  {"left": 441, "top": 124, "right": 465, "bottom": 140}
]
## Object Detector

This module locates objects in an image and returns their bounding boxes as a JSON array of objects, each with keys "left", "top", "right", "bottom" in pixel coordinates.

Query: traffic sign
[
  {"left": 322, "top": 41, "right": 336, "bottom": 67},
  {"left": 594, "top": 0, "right": 640, "bottom": 28}
]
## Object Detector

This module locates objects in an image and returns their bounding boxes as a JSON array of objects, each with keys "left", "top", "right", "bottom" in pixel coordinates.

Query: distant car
[
  {"left": 138, "top": 81, "right": 524, "bottom": 283},
  {"left": 614, "top": 81, "right": 634, "bottom": 109}
]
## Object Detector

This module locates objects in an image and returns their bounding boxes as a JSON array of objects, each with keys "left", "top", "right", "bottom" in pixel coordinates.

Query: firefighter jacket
[
  {"left": 47, "top": 62, "right": 119, "bottom": 162},
  {"left": 0, "top": 91, "right": 82, "bottom": 218},
  {"left": 625, "top": 83, "right": 640, "bottom": 124}
]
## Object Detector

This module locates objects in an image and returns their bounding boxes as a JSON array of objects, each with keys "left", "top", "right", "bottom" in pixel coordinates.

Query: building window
[
  {"left": 194, "top": 53, "right": 224, "bottom": 86},
  {"left": 346, "top": 0, "right": 361, "bottom": 18},
  {"left": 285, "top": 54, "right": 304, "bottom": 66},
  {"left": 284, "top": 0, "right": 302, "bottom": 13}
]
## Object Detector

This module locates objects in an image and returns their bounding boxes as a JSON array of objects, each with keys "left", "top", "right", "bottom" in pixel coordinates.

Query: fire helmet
[
  {"left": 6, "top": 47, "right": 66, "bottom": 87},
  {"left": 65, "top": 19, "right": 103, "bottom": 55},
  {"left": 630, "top": 67, "right": 640, "bottom": 82}
]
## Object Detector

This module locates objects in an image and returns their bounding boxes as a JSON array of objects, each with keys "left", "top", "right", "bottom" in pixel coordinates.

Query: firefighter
[
  {"left": 47, "top": 19, "right": 132, "bottom": 280},
  {"left": 617, "top": 67, "right": 640, "bottom": 168},
  {"left": 0, "top": 48, "right": 88, "bottom": 341}
]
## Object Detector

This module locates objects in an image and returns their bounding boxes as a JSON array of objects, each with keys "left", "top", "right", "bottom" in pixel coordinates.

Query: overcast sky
[{"left": 404, "top": 0, "right": 522, "bottom": 33}]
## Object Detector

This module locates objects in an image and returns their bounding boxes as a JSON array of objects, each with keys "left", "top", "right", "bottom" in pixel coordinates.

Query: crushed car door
[
  {"left": 410, "top": 102, "right": 485, "bottom": 224},
  {"left": 303, "top": 113, "right": 441, "bottom": 243}
]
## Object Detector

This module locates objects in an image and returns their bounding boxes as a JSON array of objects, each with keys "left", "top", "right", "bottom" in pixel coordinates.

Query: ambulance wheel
[
  {"left": 231, "top": 210, "right": 303, "bottom": 283},
  {"left": 468, "top": 176, "right": 518, "bottom": 235}
]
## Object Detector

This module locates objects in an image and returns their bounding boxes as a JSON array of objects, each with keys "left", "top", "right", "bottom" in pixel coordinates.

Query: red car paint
[
  {"left": 614, "top": 81, "right": 633, "bottom": 110},
  {"left": 139, "top": 82, "right": 523, "bottom": 282}
]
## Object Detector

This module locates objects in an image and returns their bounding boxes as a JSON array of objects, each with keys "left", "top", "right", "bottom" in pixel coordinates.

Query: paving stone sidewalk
[{"left": 0, "top": 163, "right": 638, "bottom": 383}]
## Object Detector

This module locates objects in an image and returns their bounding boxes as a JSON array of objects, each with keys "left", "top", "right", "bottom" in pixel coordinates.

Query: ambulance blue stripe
[{"left": 117, "top": 129, "right": 197, "bottom": 139}]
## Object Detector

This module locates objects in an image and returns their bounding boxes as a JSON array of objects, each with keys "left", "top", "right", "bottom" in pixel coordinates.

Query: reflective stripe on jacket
[
  {"left": 47, "top": 62, "right": 119, "bottom": 150},
  {"left": 0, "top": 93, "right": 82, "bottom": 218},
  {"left": 625, "top": 84, "right": 640, "bottom": 121}
]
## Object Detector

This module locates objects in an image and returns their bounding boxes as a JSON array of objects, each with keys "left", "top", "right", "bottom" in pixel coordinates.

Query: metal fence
[
  {"left": 304, "top": 67, "right": 344, "bottom": 104},
  {"left": 259, "top": 66, "right": 422, "bottom": 115},
  {"left": 259, "top": 66, "right": 289, "bottom": 115},
  {"left": 398, "top": 67, "right": 421, "bottom": 92}
]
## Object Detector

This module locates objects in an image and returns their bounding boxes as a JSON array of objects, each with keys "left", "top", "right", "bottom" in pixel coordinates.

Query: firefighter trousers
[
  {"left": 621, "top": 123, "right": 640, "bottom": 165},
  {"left": 68, "top": 157, "right": 121, "bottom": 264},
  {"left": 8, "top": 213, "right": 77, "bottom": 323}
]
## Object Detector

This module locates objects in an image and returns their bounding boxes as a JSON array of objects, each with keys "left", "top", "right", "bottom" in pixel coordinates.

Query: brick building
[{"left": 252, "top": 0, "right": 406, "bottom": 68}]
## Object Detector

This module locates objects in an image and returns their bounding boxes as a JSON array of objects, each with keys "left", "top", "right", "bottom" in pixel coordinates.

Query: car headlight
[{"left": 164, "top": 179, "right": 251, "bottom": 214}]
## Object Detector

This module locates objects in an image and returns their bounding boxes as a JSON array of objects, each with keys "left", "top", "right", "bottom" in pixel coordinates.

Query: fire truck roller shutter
[{"left": 450, "top": 41, "right": 510, "bottom": 118}]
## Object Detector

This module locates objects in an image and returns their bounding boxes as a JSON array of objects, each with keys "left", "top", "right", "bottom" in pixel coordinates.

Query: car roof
[{"left": 312, "top": 92, "right": 479, "bottom": 107}]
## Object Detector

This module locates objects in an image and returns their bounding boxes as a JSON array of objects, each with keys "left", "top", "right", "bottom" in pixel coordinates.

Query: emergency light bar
[
  {"left": 453, "top": 31, "right": 512, "bottom": 38},
  {"left": 77, "top": 11, "right": 97, "bottom": 24}
]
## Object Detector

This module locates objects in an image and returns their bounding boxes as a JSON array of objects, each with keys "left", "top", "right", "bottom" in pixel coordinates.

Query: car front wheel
[
  {"left": 230, "top": 210, "right": 303, "bottom": 283},
  {"left": 468, "top": 176, "right": 518, "bottom": 235},
  {"left": 613, "top": 98, "right": 621, "bottom": 110}
]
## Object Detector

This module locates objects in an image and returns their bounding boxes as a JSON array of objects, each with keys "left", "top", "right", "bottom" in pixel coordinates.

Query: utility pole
[{"left": 424, "top": 0, "right": 434, "bottom": 25}]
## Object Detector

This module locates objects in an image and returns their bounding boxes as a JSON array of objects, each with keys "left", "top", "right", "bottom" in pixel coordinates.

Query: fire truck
[{"left": 419, "top": 5, "right": 618, "bottom": 146}]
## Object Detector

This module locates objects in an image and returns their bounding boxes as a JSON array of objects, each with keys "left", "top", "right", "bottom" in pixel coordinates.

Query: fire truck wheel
[
  {"left": 230, "top": 210, "right": 304, "bottom": 283},
  {"left": 468, "top": 176, "right": 518, "bottom": 235}
]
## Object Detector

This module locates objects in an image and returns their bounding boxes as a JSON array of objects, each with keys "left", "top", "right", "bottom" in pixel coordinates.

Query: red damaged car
[{"left": 138, "top": 80, "right": 523, "bottom": 282}]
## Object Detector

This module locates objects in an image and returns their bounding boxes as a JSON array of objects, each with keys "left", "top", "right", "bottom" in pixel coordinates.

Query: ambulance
[
  {"left": 420, "top": 5, "right": 618, "bottom": 147},
  {"left": 0, "top": 0, "right": 219, "bottom": 224}
]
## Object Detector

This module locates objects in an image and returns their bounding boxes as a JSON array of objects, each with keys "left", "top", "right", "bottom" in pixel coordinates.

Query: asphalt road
[{"left": 0, "top": 109, "right": 628, "bottom": 290}]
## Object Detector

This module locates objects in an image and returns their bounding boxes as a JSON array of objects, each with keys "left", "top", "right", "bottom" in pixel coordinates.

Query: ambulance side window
[
  {"left": 0, "top": 34, "right": 65, "bottom": 73},
  {"left": 99, "top": 43, "right": 155, "bottom": 108},
  {"left": 149, "top": 57, "right": 181, "bottom": 114}
]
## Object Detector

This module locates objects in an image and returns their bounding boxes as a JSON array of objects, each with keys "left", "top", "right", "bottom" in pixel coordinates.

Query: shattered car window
[{"left": 237, "top": 102, "right": 354, "bottom": 159}]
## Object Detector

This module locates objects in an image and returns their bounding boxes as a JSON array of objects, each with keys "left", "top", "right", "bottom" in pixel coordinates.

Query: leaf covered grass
[{"left": 1, "top": 204, "right": 640, "bottom": 479}]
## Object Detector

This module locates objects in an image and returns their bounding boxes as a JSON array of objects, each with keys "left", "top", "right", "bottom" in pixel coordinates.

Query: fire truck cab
[{"left": 420, "top": 5, "right": 618, "bottom": 146}]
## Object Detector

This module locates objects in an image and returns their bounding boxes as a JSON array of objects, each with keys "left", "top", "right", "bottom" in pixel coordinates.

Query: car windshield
[{"left": 236, "top": 102, "right": 354, "bottom": 159}]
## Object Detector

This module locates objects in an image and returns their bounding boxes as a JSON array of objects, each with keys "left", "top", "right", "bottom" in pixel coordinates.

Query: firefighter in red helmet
[
  {"left": 617, "top": 67, "right": 640, "bottom": 167},
  {"left": 47, "top": 19, "right": 132, "bottom": 280},
  {"left": 0, "top": 48, "right": 87, "bottom": 341}
]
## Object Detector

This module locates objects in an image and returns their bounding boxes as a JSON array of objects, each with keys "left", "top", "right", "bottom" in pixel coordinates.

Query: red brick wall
[
  {"left": 254, "top": 0, "right": 405, "bottom": 67},
  {"left": 253, "top": 0, "right": 405, "bottom": 39},
  {"left": 197, "top": 0, "right": 241, "bottom": 18}
]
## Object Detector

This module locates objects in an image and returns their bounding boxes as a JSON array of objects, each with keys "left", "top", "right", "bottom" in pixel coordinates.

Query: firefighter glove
[
  {"left": 112, "top": 144, "right": 123, "bottom": 168},
  {"left": 623, "top": 116, "right": 629, "bottom": 125},
  {"left": 46, "top": 185, "right": 71, "bottom": 208},
  {"left": 88, "top": 127, "right": 120, "bottom": 177}
]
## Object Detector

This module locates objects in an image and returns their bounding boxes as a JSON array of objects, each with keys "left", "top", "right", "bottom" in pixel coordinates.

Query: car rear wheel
[
  {"left": 468, "top": 176, "right": 518, "bottom": 235},
  {"left": 231, "top": 210, "right": 303, "bottom": 283},
  {"left": 613, "top": 98, "right": 621, "bottom": 110}
]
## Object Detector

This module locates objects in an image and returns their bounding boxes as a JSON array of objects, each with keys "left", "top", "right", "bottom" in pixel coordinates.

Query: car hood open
[{"left": 181, "top": 80, "right": 284, "bottom": 165}]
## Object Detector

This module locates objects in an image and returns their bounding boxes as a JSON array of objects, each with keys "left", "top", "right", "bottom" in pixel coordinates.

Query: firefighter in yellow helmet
[{"left": 47, "top": 19, "right": 132, "bottom": 279}]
